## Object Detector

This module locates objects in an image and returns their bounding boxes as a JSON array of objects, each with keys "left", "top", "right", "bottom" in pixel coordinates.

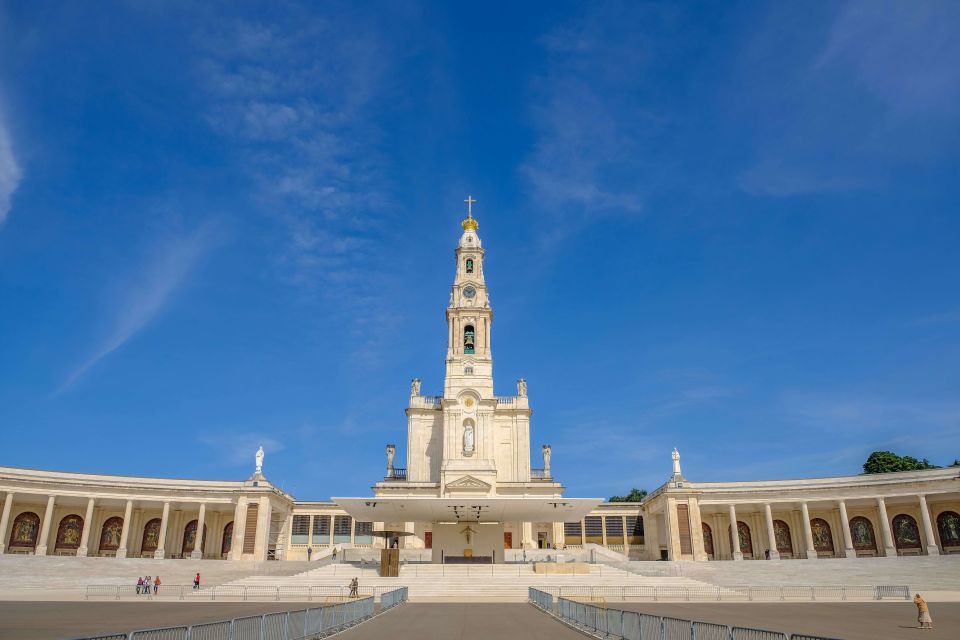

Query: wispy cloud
[
  {"left": 194, "top": 14, "right": 403, "bottom": 362},
  {"left": 60, "top": 225, "right": 215, "bottom": 391},
  {"left": 0, "top": 109, "right": 23, "bottom": 226},
  {"left": 521, "top": 10, "right": 664, "bottom": 243},
  {"left": 916, "top": 308, "right": 960, "bottom": 325}
]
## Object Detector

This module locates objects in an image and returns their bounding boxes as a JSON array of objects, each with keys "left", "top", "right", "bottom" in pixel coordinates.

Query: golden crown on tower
[{"left": 462, "top": 195, "right": 479, "bottom": 231}]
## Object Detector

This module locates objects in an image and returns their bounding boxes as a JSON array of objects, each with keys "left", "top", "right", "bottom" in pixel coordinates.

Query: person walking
[
  {"left": 193, "top": 572, "right": 200, "bottom": 590},
  {"left": 153, "top": 576, "right": 160, "bottom": 595},
  {"left": 307, "top": 546, "right": 312, "bottom": 561},
  {"left": 332, "top": 547, "right": 337, "bottom": 562},
  {"left": 348, "top": 577, "right": 358, "bottom": 598},
  {"left": 136, "top": 577, "right": 143, "bottom": 595},
  {"left": 144, "top": 576, "right": 151, "bottom": 597},
  {"left": 914, "top": 593, "right": 933, "bottom": 629}
]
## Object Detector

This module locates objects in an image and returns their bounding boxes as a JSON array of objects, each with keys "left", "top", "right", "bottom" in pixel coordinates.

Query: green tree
[
  {"left": 863, "top": 451, "right": 939, "bottom": 474},
  {"left": 951, "top": 460, "right": 960, "bottom": 467},
  {"left": 609, "top": 488, "right": 648, "bottom": 502}
]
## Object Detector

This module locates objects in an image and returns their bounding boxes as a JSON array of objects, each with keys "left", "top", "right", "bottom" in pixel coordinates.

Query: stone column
[
  {"left": 254, "top": 496, "right": 272, "bottom": 560},
  {"left": 117, "top": 500, "right": 134, "bottom": 558},
  {"left": 800, "top": 502, "right": 817, "bottom": 560},
  {"left": 36, "top": 495, "right": 57, "bottom": 556},
  {"left": 918, "top": 495, "right": 939, "bottom": 556},
  {"left": 837, "top": 500, "right": 856, "bottom": 558},
  {"left": 191, "top": 503, "right": 207, "bottom": 559},
  {"left": 664, "top": 498, "right": 681, "bottom": 560},
  {"left": 521, "top": 522, "right": 534, "bottom": 549},
  {"left": 728, "top": 504, "right": 742, "bottom": 560},
  {"left": 688, "top": 498, "right": 707, "bottom": 562},
  {"left": 621, "top": 516, "right": 630, "bottom": 556},
  {"left": 230, "top": 498, "right": 248, "bottom": 560},
  {"left": 154, "top": 501, "right": 170, "bottom": 559},
  {"left": 876, "top": 497, "right": 896, "bottom": 557},
  {"left": 0, "top": 492, "right": 14, "bottom": 554},
  {"left": 76, "top": 498, "right": 96, "bottom": 557},
  {"left": 764, "top": 504, "right": 780, "bottom": 560}
]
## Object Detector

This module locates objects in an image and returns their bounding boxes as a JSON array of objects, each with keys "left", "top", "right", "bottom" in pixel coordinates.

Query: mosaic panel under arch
[
  {"left": 773, "top": 520, "right": 793, "bottom": 554},
  {"left": 810, "top": 518, "right": 833, "bottom": 553},
  {"left": 55, "top": 514, "right": 84, "bottom": 549},
  {"left": 728, "top": 521, "right": 753, "bottom": 556},
  {"left": 221, "top": 521, "right": 234, "bottom": 556},
  {"left": 99, "top": 517, "right": 124, "bottom": 551},
  {"left": 937, "top": 511, "right": 960, "bottom": 548},
  {"left": 182, "top": 519, "right": 208, "bottom": 555},
  {"left": 849, "top": 516, "right": 877, "bottom": 551},
  {"left": 8, "top": 512, "right": 40, "bottom": 549},
  {"left": 141, "top": 518, "right": 162, "bottom": 553},
  {"left": 892, "top": 514, "right": 921, "bottom": 550}
]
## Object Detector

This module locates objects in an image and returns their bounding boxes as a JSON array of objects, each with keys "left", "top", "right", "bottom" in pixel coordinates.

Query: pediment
[{"left": 445, "top": 475, "right": 491, "bottom": 491}]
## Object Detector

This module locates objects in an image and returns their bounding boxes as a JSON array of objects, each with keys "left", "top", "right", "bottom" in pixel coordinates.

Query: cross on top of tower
[{"left": 461, "top": 195, "right": 479, "bottom": 231}]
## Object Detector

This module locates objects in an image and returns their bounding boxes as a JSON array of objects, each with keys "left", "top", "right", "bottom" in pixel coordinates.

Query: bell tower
[{"left": 444, "top": 196, "right": 494, "bottom": 399}]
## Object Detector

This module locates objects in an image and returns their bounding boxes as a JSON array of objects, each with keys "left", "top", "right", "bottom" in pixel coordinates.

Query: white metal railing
[
  {"left": 495, "top": 396, "right": 515, "bottom": 405},
  {"left": 417, "top": 396, "right": 442, "bottom": 406},
  {"left": 530, "top": 588, "right": 878, "bottom": 639},
  {"left": 72, "top": 591, "right": 408, "bottom": 640},
  {"left": 85, "top": 583, "right": 404, "bottom": 602},
  {"left": 533, "top": 584, "right": 909, "bottom": 602}
]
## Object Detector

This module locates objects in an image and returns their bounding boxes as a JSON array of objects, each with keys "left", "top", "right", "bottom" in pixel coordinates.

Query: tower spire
[{"left": 462, "top": 195, "right": 479, "bottom": 231}]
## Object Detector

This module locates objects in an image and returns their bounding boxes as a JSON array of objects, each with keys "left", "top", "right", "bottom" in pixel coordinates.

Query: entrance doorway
[
  {"left": 503, "top": 532, "right": 512, "bottom": 549},
  {"left": 537, "top": 532, "right": 548, "bottom": 549}
]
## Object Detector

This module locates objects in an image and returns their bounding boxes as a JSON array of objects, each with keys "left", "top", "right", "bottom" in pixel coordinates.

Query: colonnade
[
  {"left": 0, "top": 491, "right": 280, "bottom": 561},
  {"left": 694, "top": 493, "right": 957, "bottom": 561}
]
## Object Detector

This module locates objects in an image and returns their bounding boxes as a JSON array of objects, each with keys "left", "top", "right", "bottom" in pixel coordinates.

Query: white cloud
[
  {"left": 0, "top": 111, "right": 23, "bottom": 226},
  {"left": 60, "top": 225, "right": 215, "bottom": 390}
]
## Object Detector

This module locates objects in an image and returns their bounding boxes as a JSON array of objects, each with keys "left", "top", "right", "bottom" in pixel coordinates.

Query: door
[
  {"left": 538, "top": 532, "right": 548, "bottom": 549},
  {"left": 424, "top": 532, "right": 432, "bottom": 549},
  {"left": 503, "top": 532, "right": 512, "bottom": 549}
]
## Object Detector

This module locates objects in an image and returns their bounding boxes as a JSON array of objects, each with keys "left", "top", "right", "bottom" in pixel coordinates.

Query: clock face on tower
[{"left": 463, "top": 286, "right": 476, "bottom": 299}]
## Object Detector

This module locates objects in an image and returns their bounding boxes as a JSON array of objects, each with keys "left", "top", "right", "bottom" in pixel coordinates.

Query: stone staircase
[
  {"left": 670, "top": 555, "right": 960, "bottom": 591},
  {"left": 0, "top": 554, "right": 311, "bottom": 593},
  {"left": 222, "top": 562, "right": 714, "bottom": 602}
]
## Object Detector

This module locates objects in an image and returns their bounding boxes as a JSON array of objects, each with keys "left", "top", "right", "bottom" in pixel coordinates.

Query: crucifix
[
  {"left": 464, "top": 195, "right": 477, "bottom": 216},
  {"left": 460, "top": 525, "right": 476, "bottom": 545}
]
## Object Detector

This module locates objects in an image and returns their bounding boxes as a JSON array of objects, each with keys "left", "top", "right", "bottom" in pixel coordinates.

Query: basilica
[{"left": 1, "top": 206, "right": 958, "bottom": 564}]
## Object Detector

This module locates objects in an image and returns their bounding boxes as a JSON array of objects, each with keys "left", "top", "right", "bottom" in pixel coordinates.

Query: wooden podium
[{"left": 380, "top": 548, "right": 400, "bottom": 577}]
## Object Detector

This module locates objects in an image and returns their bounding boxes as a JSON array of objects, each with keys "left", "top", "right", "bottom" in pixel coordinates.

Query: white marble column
[
  {"left": 117, "top": 500, "right": 134, "bottom": 558},
  {"left": 521, "top": 522, "right": 534, "bottom": 549},
  {"left": 918, "top": 495, "right": 939, "bottom": 556},
  {"left": 876, "top": 497, "right": 896, "bottom": 557},
  {"left": 0, "top": 492, "right": 14, "bottom": 554},
  {"left": 77, "top": 498, "right": 96, "bottom": 557},
  {"left": 154, "top": 501, "right": 170, "bottom": 559},
  {"left": 36, "top": 495, "right": 57, "bottom": 556},
  {"left": 191, "top": 503, "right": 207, "bottom": 559},
  {"left": 254, "top": 496, "right": 271, "bottom": 560},
  {"left": 728, "top": 504, "right": 742, "bottom": 560},
  {"left": 230, "top": 498, "right": 248, "bottom": 560},
  {"left": 837, "top": 500, "right": 855, "bottom": 558},
  {"left": 800, "top": 502, "right": 817, "bottom": 560},
  {"left": 764, "top": 503, "right": 780, "bottom": 560}
]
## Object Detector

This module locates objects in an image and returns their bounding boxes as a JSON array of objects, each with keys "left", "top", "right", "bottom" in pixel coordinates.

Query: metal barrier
[
  {"left": 380, "top": 586, "right": 409, "bottom": 610},
  {"left": 85, "top": 583, "right": 402, "bottom": 603},
  {"left": 71, "top": 595, "right": 382, "bottom": 640},
  {"left": 529, "top": 588, "right": 858, "bottom": 640},
  {"left": 535, "top": 583, "right": 909, "bottom": 603}
]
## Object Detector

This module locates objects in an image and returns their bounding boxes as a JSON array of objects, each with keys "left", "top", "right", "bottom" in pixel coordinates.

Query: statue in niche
[
  {"left": 463, "top": 422, "right": 475, "bottom": 455},
  {"left": 386, "top": 444, "right": 396, "bottom": 475},
  {"left": 517, "top": 378, "right": 527, "bottom": 397},
  {"left": 255, "top": 446, "right": 264, "bottom": 475},
  {"left": 542, "top": 444, "right": 552, "bottom": 476},
  {"left": 411, "top": 378, "right": 421, "bottom": 396}
]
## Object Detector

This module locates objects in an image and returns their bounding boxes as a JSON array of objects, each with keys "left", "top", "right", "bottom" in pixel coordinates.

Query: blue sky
[{"left": 0, "top": 1, "right": 958, "bottom": 500}]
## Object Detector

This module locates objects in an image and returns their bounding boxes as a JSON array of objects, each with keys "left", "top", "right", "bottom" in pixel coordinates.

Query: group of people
[
  {"left": 135, "top": 576, "right": 160, "bottom": 595},
  {"left": 133, "top": 573, "right": 200, "bottom": 595}
]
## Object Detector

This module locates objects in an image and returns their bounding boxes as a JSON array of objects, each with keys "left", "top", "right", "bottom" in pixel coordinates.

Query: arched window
[
  {"left": 465, "top": 258, "right": 474, "bottom": 274},
  {"left": 55, "top": 514, "right": 84, "bottom": 550},
  {"left": 141, "top": 518, "right": 162, "bottom": 553},
  {"left": 773, "top": 520, "right": 793, "bottom": 554},
  {"left": 728, "top": 521, "right": 753, "bottom": 556},
  {"left": 849, "top": 516, "right": 876, "bottom": 552},
  {"left": 182, "top": 519, "right": 208, "bottom": 556},
  {"left": 892, "top": 514, "right": 921, "bottom": 550},
  {"left": 99, "top": 517, "right": 124, "bottom": 552},
  {"left": 8, "top": 512, "right": 40, "bottom": 549},
  {"left": 702, "top": 522, "right": 714, "bottom": 557},
  {"left": 810, "top": 518, "right": 833, "bottom": 553},
  {"left": 221, "top": 522, "right": 234, "bottom": 557},
  {"left": 937, "top": 511, "right": 960, "bottom": 548},
  {"left": 463, "top": 325, "right": 475, "bottom": 354}
]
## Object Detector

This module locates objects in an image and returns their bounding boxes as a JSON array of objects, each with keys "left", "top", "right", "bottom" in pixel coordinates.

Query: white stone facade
[{"left": 2, "top": 211, "right": 958, "bottom": 563}]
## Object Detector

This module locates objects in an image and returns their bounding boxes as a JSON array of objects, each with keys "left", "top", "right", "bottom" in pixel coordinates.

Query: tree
[
  {"left": 863, "top": 451, "right": 939, "bottom": 474},
  {"left": 609, "top": 488, "right": 648, "bottom": 502},
  {"left": 951, "top": 460, "right": 960, "bottom": 468}
]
